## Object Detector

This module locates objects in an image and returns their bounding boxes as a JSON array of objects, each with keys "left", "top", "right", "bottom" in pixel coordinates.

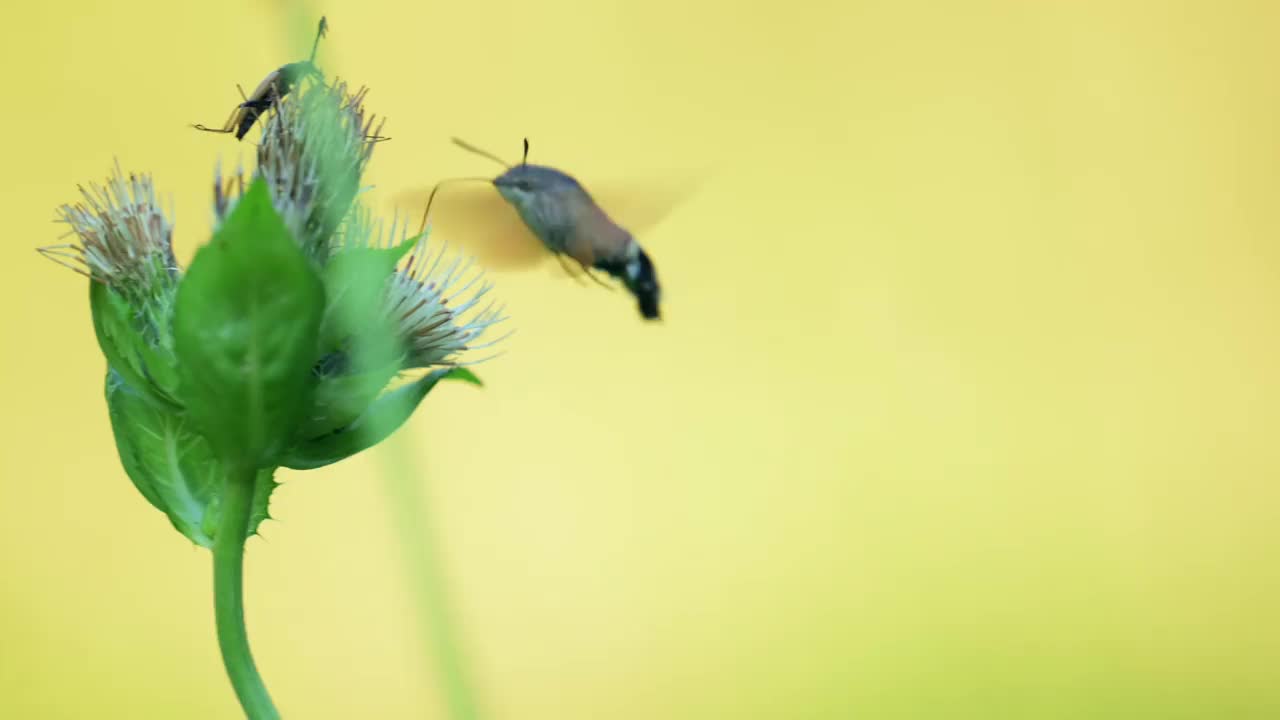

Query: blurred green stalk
[{"left": 380, "top": 433, "right": 483, "bottom": 720}]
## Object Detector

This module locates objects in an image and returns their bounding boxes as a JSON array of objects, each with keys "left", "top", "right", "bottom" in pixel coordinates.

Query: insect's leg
[
  {"left": 554, "top": 253, "right": 591, "bottom": 286},
  {"left": 191, "top": 105, "right": 239, "bottom": 133},
  {"left": 566, "top": 255, "right": 616, "bottom": 291},
  {"left": 562, "top": 242, "right": 617, "bottom": 291},
  {"left": 236, "top": 83, "right": 249, "bottom": 102},
  {"left": 582, "top": 265, "right": 617, "bottom": 291}
]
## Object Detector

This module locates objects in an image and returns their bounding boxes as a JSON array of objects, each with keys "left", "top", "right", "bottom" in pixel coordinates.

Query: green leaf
[
  {"left": 281, "top": 367, "right": 479, "bottom": 470},
  {"left": 89, "top": 281, "right": 180, "bottom": 407},
  {"left": 105, "top": 370, "right": 277, "bottom": 547},
  {"left": 172, "top": 177, "right": 325, "bottom": 466}
]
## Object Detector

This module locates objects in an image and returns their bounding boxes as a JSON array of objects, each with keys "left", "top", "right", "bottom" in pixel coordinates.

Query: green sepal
[
  {"left": 199, "top": 467, "right": 280, "bottom": 543},
  {"left": 319, "top": 236, "right": 417, "bottom": 368},
  {"left": 280, "top": 367, "right": 480, "bottom": 470},
  {"left": 300, "top": 236, "right": 419, "bottom": 439},
  {"left": 172, "top": 177, "right": 326, "bottom": 467},
  {"left": 89, "top": 281, "right": 180, "bottom": 408},
  {"left": 436, "top": 367, "right": 482, "bottom": 387},
  {"left": 300, "top": 364, "right": 402, "bottom": 439},
  {"left": 105, "top": 369, "right": 277, "bottom": 547}
]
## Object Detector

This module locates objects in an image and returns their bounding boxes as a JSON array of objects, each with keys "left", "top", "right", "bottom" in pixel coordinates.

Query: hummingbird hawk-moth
[{"left": 398, "top": 138, "right": 691, "bottom": 321}]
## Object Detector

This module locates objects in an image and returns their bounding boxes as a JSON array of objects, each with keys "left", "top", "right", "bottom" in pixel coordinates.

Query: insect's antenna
[
  {"left": 450, "top": 137, "right": 512, "bottom": 169},
  {"left": 416, "top": 177, "right": 496, "bottom": 235},
  {"left": 522, "top": 138, "right": 529, "bottom": 166},
  {"left": 309, "top": 16, "right": 329, "bottom": 63}
]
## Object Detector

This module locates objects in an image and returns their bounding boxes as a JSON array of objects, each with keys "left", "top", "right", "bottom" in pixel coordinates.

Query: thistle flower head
[
  {"left": 341, "top": 206, "right": 510, "bottom": 368},
  {"left": 390, "top": 241, "right": 510, "bottom": 368},
  {"left": 216, "top": 78, "right": 384, "bottom": 262},
  {"left": 41, "top": 161, "right": 177, "bottom": 303}
]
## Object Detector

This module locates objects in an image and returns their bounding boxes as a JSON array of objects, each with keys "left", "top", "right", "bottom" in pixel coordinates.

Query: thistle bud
[
  {"left": 42, "top": 161, "right": 178, "bottom": 314},
  {"left": 233, "top": 78, "right": 385, "bottom": 262},
  {"left": 40, "top": 162, "right": 181, "bottom": 404}
]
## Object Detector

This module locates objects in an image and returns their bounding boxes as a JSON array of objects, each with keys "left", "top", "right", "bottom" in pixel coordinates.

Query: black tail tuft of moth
[
  {"left": 595, "top": 245, "right": 662, "bottom": 320},
  {"left": 627, "top": 248, "right": 661, "bottom": 320}
]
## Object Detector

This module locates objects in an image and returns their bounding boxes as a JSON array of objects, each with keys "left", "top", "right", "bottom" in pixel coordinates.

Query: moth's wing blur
[
  {"left": 581, "top": 172, "right": 702, "bottom": 239},
  {"left": 389, "top": 184, "right": 549, "bottom": 270},
  {"left": 530, "top": 173, "right": 699, "bottom": 282}
]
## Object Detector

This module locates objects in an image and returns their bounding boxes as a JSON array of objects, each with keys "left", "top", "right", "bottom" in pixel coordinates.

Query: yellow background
[{"left": 2, "top": 1, "right": 1279, "bottom": 718}]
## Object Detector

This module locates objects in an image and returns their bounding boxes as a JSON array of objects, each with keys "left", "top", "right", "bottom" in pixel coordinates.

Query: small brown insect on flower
[{"left": 191, "top": 17, "right": 389, "bottom": 144}]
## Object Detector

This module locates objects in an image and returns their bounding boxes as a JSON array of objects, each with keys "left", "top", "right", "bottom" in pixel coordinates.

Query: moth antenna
[
  {"left": 450, "top": 137, "right": 512, "bottom": 169},
  {"left": 522, "top": 137, "right": 530, "bottom": 166}
]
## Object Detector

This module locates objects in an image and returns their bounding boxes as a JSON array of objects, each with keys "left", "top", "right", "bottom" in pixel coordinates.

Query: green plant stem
[{"left": 214, "top": 468, "right": 280, "bottom": 720}]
